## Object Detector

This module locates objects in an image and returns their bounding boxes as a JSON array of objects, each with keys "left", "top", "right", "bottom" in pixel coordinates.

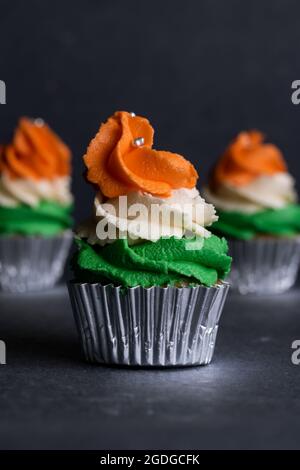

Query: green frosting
[
  {"left": 211, "top": 204, "right": 300, "bottom": 240},
  {"left": 0, "top": 200, "right": 73, "bottom": 236},
  {"left": 72, "top": 235, "right": 232, "bottom": 288}
]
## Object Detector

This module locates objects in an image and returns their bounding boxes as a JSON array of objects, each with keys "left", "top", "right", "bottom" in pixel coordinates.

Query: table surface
[{"left": 1, "top": 283, "right": 300, "bottom": 450}]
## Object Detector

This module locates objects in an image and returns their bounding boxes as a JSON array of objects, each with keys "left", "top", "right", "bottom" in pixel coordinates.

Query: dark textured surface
[
  {"left": 0, "top": 286, "right": 300, "bottom": 450},
  {"left": 1, "top": 0, "right": 300, "bottom": 223}
]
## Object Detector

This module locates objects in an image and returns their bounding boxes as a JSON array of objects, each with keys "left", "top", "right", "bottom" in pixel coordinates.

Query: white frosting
[
  {"left": 78, "top": 187, "right": 218, "bottom": 246},
  {"left": 0, "top": 173, "right": 73, "bottom": 207},
  {"left": 203, "top": 173, "right": 297, "bottom": 214}
]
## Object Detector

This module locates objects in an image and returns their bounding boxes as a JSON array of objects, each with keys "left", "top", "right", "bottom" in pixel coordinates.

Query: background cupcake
[
  {"left": 0, "top": 117, "right": 73, "bottom": 293},
  {"left": 203, "top": 130, "right": 300, "bottom": 294},
  {"left": 69, "top": 111, "right": 231, "bottom": 367}
]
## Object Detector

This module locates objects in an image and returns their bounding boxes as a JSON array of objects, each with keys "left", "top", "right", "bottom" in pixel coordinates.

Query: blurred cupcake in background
[
  {"left": 69, "top": 111, "right": 231, "bottom": 367},
  {"left": 0, "top": 117, "right": 73, "bottom": 293},
  {"left": 203, "top": 131, "right": 300, "bottom": 294}
]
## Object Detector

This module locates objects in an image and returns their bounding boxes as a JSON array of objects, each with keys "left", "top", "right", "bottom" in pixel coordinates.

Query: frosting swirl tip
[
  {"left": 84, "top": 111, "right": 198, "bottom": 198},
  {"left": 211, "top": 130, "right": 287, "bottom": 189}
]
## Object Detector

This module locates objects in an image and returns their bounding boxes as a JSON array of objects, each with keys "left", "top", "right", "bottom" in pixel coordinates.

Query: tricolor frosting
[
  {"left": 75, "top": 111, "right": 231, "bottom": 287},
  {"left": 0, "top": 118, "right": 73, "bottom": 235},
  {"left": 204, "top": 131, "right": 300, "bottom": 239}
]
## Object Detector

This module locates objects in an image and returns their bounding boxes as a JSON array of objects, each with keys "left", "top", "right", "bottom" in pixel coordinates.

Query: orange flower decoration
[
  {"left": 211, "top": 130, "right": 287, "bottom": 189},
  {"left": 84, "top": 111, "right": 198, "bottom": 198},
  {"left": 0, "top": 117, "right": 71, "bottom": 180}
]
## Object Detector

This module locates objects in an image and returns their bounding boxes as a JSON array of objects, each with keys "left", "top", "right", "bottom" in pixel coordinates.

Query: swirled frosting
[
  {"left": 204, "top": 131, "right": 297, "bottom": 214},
  {"left": 84, "top": 111, "right": 198, "bottom": 198},
  {"left": 211, "top": 130, "right": 287, "bottom": 189},
  {"left": 0, "top": 172, "right": 72, "bottom": 207},
  {"left": 0, "top": 200, "right": 73, "bottom": 236},
  {"left": 0, "top": 117, "right": 70, "bottom": 180},
  {"left": 0, "top": 117, "right": 72, "bottom": 208},
  {"left": 74, "top": 111, "right": 232, "bottom": 287},
  {"left": 0, "top": 118, "right": 73, "bottom": 235},
  {"left": 73, "top": 235, "right": 231, "bottom": 288},
  {"left": 203, "top": 173, "right": 297, "bottom": 213},
  {"left": 78, "top": 187, "right": 218, "bottom": 245},
  {"left": 204, "top": 130, "right": 300, "bottom": 239}
]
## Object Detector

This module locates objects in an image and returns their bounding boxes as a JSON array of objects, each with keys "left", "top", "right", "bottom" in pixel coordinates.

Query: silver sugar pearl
[
  {"left": 133, "top": 137, "right": 144, "bottom": 147},
  {"left": 130, "top": 112, "right": 136, "bottom": 117},
  {"left": 34, "top": 118, "right": 45, "bottom": 127}
]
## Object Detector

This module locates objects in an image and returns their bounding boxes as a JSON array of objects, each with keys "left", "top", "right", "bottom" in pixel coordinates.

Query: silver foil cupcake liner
[
  {"left": 68, "top": 282, "right": 230, "bottom": 367},
  {"left": 227, "top": 237, "right": 300, "bottom": 295},
  {"left": 0, "top": 230, "right": 73, "bottom": 293}
]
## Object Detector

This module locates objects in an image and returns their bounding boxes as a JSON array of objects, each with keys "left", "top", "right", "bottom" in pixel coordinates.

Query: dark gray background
[
  {"left": 1, "top": 0, "right": 300, "bottom": 222},
  {"left": 1, "top": 3, "right": 300, "bottom": 449}
]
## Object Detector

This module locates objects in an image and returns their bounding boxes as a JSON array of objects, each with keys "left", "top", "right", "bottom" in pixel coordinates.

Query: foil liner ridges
[
  {"left": 0, "top": 231, "right": 73, "bottom": 293},
  {"left": 68, "top": 282, "right": 229, "bottom": 367},
  {"left": 228, "top": 237, "right": 300, "bottom": 295}
]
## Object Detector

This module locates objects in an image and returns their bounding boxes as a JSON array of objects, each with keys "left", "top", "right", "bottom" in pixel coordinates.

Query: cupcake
[
  {"left": 0, "top": 117, "right": 73, "bottom": 293},
  {"left": 69, "top": 111, "right": 231, "bottom": 367},
  {"left": 203, "top": 130, "right": 300, "bottom": 294}
]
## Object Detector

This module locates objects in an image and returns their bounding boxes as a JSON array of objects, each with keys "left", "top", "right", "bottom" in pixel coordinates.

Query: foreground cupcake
[
  {"left": 69, "top": 111, "right": 231, "bottom": 367},
  {"left": 203, "top": 130, "right": 300, "bottom": 294},
  {"left": 0, "top": 117, "right": 73, "bottom": 292}
]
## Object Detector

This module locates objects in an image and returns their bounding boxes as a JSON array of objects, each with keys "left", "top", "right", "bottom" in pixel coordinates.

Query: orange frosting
[
  {"left": 0, "top": 117, "right": 71, "bottom": 180},
  {"left": 84, "top": 111, "right": 198, "bottom": 198},
  {"left": 211, "top": 131, "right": 287, "bottom": 189}
]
